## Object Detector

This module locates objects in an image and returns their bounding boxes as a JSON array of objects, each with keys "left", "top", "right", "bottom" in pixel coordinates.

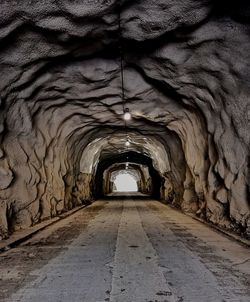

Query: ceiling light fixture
[
  {"left": 124, "top": 108, "right": 131, "bottom": 121},
  {"left": 125, "top": 140, "right": 130, "bottom": 147}
]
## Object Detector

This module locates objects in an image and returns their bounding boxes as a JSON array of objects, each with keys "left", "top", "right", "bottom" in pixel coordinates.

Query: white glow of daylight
[{"left": 113, "top": 173, "right": 138, "bottom": 192}]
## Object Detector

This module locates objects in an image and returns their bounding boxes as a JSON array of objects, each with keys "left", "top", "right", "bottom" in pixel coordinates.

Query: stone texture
[
  {"left": 0, "top": 167, "right": 13, "bottom": 190},
  {"left": 0, "top": 0, "right": 249, "bottom": 238}
]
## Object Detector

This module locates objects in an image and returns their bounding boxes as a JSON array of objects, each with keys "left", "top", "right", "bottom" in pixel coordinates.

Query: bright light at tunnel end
[{"left": 113, "top": 172, "right": 138, "bottom": 192}]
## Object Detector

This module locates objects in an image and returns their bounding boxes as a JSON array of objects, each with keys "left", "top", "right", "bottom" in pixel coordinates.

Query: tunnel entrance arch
[
  {"left": 103, "top": 162, "right": 150, "bottom": 195},
  {"left": 94, "top": 151, "right": 161, "bottom": 199}
]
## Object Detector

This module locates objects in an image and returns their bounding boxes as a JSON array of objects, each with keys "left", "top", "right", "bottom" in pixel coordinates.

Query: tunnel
[
  {"left": 0, "top": 2, "right": 250, "bottom": 301},
  {"left": 94, "top": 150, "right": 162, "bottom": 199},
  {"left": 0, "top": 1, "right": 250, "bottom": 242}
]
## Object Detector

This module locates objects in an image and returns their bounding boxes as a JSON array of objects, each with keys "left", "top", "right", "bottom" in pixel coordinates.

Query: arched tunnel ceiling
[
  {"left": 0, "top": 0, "right": 250, "bottom": 238},
  {"left": 110, "top": 166, "right": 145, "bottom": 183},
  {"left": 80, "top": 132, "right": 171, "bottom": 175}
]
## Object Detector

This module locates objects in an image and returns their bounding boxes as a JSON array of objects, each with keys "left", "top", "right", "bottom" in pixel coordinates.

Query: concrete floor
[{"left": 0, "top": 196, "right": 249, "bottom": 302}]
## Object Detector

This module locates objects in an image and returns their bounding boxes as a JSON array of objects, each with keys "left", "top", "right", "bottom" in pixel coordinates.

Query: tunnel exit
[{"left": 112, "top": 171, "right": 138, "bottom": 192}]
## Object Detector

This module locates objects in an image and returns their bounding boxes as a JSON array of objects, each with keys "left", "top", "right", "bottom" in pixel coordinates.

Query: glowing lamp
[{"left": 124, "top": 108, "right": 131, "bottom": 121}]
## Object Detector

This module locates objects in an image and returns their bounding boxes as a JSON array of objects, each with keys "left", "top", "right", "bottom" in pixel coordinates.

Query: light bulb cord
[
  {"left": 118, "top": 3, "right": 126, "bottom": 114},
  {"left": 118, "top": 2, "right": 129, "bottom": 143}
]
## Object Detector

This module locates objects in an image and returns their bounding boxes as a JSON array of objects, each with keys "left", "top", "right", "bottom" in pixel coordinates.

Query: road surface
[{"left": 0, "top": 196, "right": 249, "bottom": 302}]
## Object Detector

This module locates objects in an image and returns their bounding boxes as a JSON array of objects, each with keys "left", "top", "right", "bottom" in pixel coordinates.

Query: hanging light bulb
[
  {"left": 125, "top": 140, "right": 130, "bottom": 147},
  {"left": 125, "top": 162, "right": 129, "bottom": 169},
  {"left": 124, "top": 108, "right": 131, "bottom": 121}
]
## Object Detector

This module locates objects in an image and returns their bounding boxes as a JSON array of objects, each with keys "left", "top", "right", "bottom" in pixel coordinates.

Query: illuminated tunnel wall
[{"left": 0, "top": 1, "right": 250, "bottom": 239}]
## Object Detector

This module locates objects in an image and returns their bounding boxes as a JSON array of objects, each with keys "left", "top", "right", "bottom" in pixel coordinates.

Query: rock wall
[{"left": 0, "top": 0, "right": 250, "bottom": 238}]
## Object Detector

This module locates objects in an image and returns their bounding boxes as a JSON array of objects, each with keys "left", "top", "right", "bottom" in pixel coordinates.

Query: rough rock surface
[{"left": 0, "top": 0, "right": 250, "bottom": 238}]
